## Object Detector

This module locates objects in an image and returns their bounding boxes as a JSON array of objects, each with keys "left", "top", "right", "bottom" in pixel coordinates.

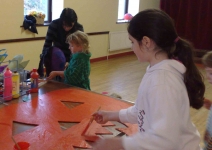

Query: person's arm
[
  {"left": 38, "top": 22, "right": 57, "bottom": 77},
  {"left": 76, "top": 23, "right": 84, "bottom": 32},
  {"left": 41, "top": 21, "right": 58, "bottom": 56},
  {"left": 64, "top": 62, "right": 69, "bottom": 69},
  {"left": 205, "top": 136, "right": 212, "bottom": 150},
  {"left": 119, "top": 105, "right": 138, "bottom": 124},
  {"left": 204, "top": 99, "right": 212, "bottom": 110},
  {"left": 121, "top": 85, "right": 194, "bottom": 150},
  {"left": 93, "top": 111, "right": 120, "bottom": 124},
  {"left": 38, "top": 21, "right": 58, "bottom": 77},
  {"left": 47, "top": 71, "right": 64, "bottom": 80},
  {"left": 93, "top": 85, "right": 187, "bottom": 149}
]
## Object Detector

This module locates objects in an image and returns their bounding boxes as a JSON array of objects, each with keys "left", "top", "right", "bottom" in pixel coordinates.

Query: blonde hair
[
  {"left": 202, "top": 51, "right": 212, "bottom": 68},
  {"left": 66, "top": 30, "right": 90, "bottom": 53}
]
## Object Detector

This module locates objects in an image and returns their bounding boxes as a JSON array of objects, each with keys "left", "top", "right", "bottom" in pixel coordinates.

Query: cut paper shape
[
  {"left": 61, "top": 101, "right": 84, "bottom": 109},
  {"left": 58, "top": 121, "right": 79, "bottom": 131},
  {"left": 12, "top": 121, "right": 38, "bottom": 136},
  {"left": 101, "top": 121, "right": 116, "bottom": 127},
  {"left": 116, "top": 123, "right": 138, "bottom": 136}
]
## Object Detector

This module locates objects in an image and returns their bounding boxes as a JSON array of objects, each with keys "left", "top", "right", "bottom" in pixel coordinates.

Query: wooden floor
[{"left": 90, "top": 54, "right": 212, "bottom": 147}]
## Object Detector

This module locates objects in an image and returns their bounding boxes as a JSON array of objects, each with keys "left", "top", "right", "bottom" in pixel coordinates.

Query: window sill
[
  {"left": 20, "top": 22, "right": 50, "bottom": 27},
  {"left": 116, "top": 20, "right": 130, "bottom": 24}
]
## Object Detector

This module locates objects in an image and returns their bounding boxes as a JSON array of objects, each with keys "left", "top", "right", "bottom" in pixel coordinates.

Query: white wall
[{"left": 0, "top": 0, "right": 160, "bottom": 70}]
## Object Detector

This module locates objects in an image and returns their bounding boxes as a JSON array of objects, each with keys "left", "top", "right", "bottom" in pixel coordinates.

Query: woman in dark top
[{"left": 38, "top": 8, "right": 84, "bottom": 77}]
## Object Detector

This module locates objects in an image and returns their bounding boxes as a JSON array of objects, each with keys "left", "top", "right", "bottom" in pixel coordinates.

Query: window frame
[
  {"left": 24, "top": 0, "right": 52, "bottom": 24},
  {"left": 117, "top": 0, "right": 130, "bottom": 23},
  {"left": 45, "top": 0, "right": 52, "bottom": 23},
  {"left": 124, "top": 0, "right": 129, "bottom": 16},
  {"left": 117, "top": 0, "right": 139, "bottom": 24}
]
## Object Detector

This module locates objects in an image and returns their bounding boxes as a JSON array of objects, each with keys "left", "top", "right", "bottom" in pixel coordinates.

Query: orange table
[{"left": 0, "top": 81, "right": 137, "bottom": 149}]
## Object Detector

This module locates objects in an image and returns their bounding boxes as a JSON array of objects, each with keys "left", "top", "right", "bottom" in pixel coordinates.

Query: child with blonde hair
[
  {"left": 202, "top": 51, "right": 212, "bottom": 150},
  {"left": 47, "top": 31, "right": 91, "bottom": 90}
]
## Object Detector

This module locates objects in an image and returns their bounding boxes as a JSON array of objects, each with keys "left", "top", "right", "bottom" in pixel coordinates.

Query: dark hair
[
  {"left": 60, "top": 8, "right": 78, "bottom": 26},
  {"left": 202, "top": 51, "right": 212, "bottom": 68},
  {"left": 128, "top": 9, "right": 205, "bottom": 109}
]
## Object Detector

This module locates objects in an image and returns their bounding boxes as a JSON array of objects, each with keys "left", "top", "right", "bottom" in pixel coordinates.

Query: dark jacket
[{"left": 23, "top": 15, "right": 38, "bottom": 34}]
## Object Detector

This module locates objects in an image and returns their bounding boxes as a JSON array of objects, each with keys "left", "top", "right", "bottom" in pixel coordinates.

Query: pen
[{"left": 81, "top": 106, "right": 101, "bottom": 135}]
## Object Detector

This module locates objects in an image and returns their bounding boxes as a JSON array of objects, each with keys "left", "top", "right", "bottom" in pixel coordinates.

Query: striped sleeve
[
  {"left": 206, "top": 137, "right": 212, "bottom": 150},
  {"left": 41, "top": 21, "right": 58, "bottom": 54},
  {"left": 204, "top": 108, "right": 212, "bottom": 150}
]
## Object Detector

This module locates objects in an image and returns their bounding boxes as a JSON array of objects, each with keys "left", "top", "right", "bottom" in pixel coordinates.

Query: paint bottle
[
  {"left": 3, "top": 68, "right": 12, "bottom": 101},
  {"left": 30, "top": 69, "right": 39, "bottom": 93},
  {"left": 12, "top": 71, "right": 20, "bottom": 98}
]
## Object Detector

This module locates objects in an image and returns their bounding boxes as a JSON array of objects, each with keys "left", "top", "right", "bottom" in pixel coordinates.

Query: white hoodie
[{"left": 119, "top": 59, "right": 202, "bottom": 150}]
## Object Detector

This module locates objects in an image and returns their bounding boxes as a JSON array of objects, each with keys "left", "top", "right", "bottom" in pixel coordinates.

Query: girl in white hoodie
[{"left": 92, "top": 9, "right": 205, "bottom": 150}]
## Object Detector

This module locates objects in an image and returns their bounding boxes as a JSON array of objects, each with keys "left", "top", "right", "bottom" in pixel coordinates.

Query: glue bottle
[
  {"left": 30, "top": 69, "right": 39, "bottom": 93},
  {"left": 3, "top": 68, "right": 12, "bottom": 100},
  {"left": 12, "top": 71, "right": 20, "bottom": 98}
]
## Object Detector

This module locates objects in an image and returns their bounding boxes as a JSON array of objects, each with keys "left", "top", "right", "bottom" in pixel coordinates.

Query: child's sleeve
[
  {"left": 65, "top": 59, "right": 85, "bottom": 83},
  {"left": 121, "top": 84, "right": 200, "bottom": 150},
  {"left": 205, "top": 137, "right": 212, "bottom": 150},
  {"left": 204, "top": 107, "right": 212, "bottom": 150},
  {"left": 119, "top": 105, "right": 138, "bottom": 124}
]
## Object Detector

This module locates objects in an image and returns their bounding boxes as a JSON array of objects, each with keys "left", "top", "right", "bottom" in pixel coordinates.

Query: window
[
  {"left": 24, "top": 0, "right": 63, "bottom": 23},
  {"left": 118, "top": 0, "right": 140, "bottom": 22}
]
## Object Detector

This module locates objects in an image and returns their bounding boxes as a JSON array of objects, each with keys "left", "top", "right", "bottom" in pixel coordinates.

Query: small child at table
[
  {"left": 47, "top": 31, "right": 91, "bottom": 90},
  {"left": 202, "top": 51, "right": 212, "bottom": 150}
]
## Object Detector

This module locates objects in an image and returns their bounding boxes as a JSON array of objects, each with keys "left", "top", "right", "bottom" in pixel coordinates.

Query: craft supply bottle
[
  {"left": 12, "top": 71, "right": 20, "bottom": 98},
  {"left": 3, "top": 68, "right": 12, "bottom": 101},
  {"left": 30, "top": 69, "right": 39, "bottom": 93}
]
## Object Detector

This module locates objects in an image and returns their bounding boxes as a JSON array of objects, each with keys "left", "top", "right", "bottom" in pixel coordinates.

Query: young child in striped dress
[
  {"left": 202, "top": 51, "right": 212, "bottom": 150},
  {"left": 47, "top": 31, "right": 91, "bottom": 90}
]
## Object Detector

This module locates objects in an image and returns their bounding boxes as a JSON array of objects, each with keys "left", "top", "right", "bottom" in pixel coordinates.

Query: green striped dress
[{"left": 64, "top": 52, "right": 91, "bottom": 90}]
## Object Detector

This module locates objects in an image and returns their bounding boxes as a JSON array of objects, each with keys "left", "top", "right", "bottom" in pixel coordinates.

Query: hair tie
[{"left": 174, "top": 36, "right": 180, "bottom": 43}]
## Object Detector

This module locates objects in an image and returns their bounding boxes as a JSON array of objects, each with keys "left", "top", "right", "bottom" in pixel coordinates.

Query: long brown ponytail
[
  {"left": 174, "top": 38, "right": 205, "bottom": 109},
  {"left": 128, "top": 9, "right": 205, "bottom": 109}
]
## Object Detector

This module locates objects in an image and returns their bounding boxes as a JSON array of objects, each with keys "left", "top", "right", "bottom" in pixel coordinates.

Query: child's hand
[
  {"left": 47, "top": 71, "right": 57, "bottom": 80},
  {"left": 65, "top": 62, "right": 69, "bottom": 69},
  {"left": 93, "top": 111, "right": 109, "bottom": 124},
  {"left": 204, "top": 99, "right": 212, "bottom": 110}
]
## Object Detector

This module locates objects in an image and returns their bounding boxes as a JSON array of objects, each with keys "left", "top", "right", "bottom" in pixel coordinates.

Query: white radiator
[{"left": 109, "top": 31, "right": 131, "bottom": 51}]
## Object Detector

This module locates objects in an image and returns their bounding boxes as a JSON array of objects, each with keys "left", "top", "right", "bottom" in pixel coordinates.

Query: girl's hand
[
  {"left": 65, "top": 62, "right": 69, "bottom": 69},
  {"left": 93, "top": 111, "right": 109, "bottom": 124},
  {"left": 47, "top": 71, "right": 57, "bottom": 80},
  {"left": 204, "top": 99, "right": 212, "bottom": 110},
  {"left": 92, "top": 137, "right": 123, "bottom": 150},
  {"left": 93, "top": 111, "right": 120, "bottom": 124}
]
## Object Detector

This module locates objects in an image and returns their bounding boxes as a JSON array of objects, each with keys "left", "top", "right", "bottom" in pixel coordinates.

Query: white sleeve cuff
[{"left": 119, "top": 109, "right": 129, "bottom": 123}]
